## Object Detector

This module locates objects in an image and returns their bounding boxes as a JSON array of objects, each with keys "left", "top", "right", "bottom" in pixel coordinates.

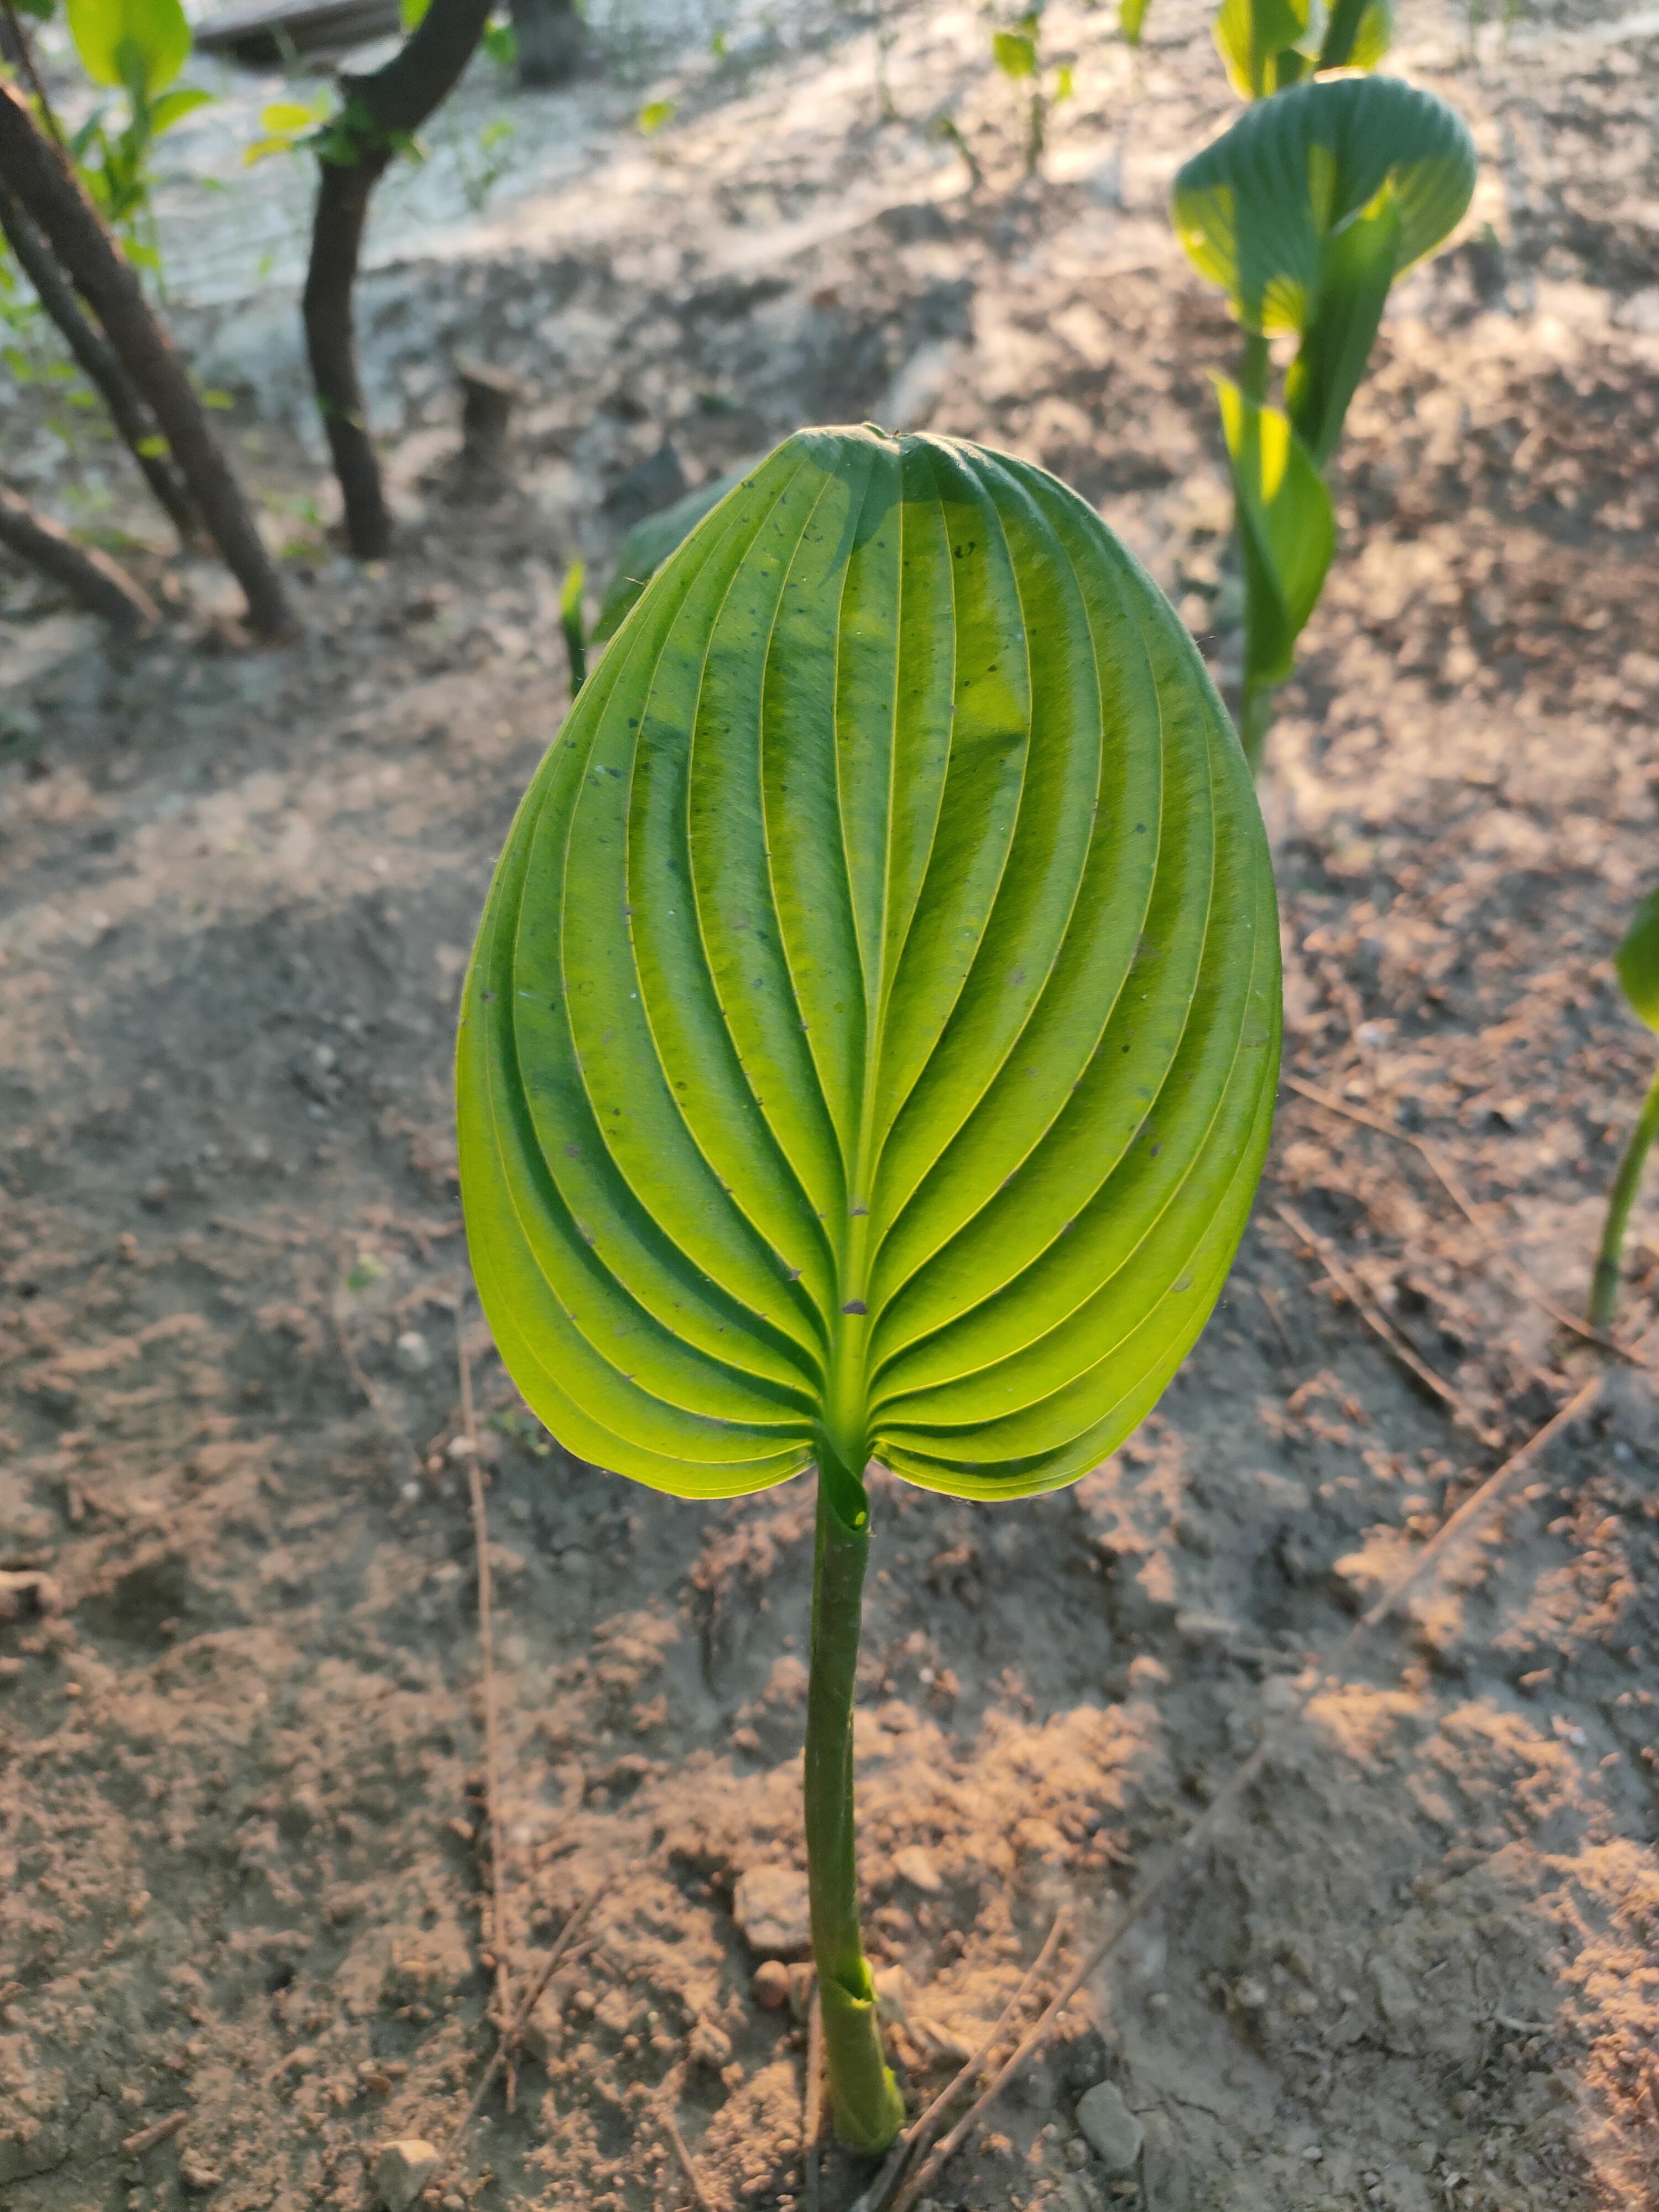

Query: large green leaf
[
  {"left": 1217, "top": 377, "right": 1333, "bottom": 690},
  {"left": 1172, "top": 74, "right": 1477, "bottom": 335},
  {"left": 66, "top": 0, "right": 191, "bottom": 96},
  {"left": 1213, "top": 0, "right": 1313, "bottom": 100},
  {"left": 1618, "top": 884, "right": 1659, "bottom": 1035},
  {"left": 458, "top": 427, "right": 1280, "bottom": 1503}
]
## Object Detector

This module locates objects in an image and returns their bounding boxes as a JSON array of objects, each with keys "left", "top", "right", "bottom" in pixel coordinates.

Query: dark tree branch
[
  {"left": 0, "top": 82, "right": 295, "bottom": 639},
  {"left": 0, "top": 175, "right": 200, "bottom": 545},
  {"left": 0, "top": 482, "right": 159, "bottom": 628},
  {"left": 302, "top": 0, "right": 494, "bottom": 558}
]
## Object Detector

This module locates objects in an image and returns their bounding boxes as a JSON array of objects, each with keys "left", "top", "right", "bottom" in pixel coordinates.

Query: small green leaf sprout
[
  {"left": 61, "top": 0, "right": 212, "bottom": 276},
  {"left": 1171, "top": 76, "right": 1476, "bottom": 766},
  {"left": 637, "top": 100, "right": 677, "bottom": 137},
  {"left": 457, "top": 425, "right": 1280, "bottom": 2151},
  {"left": 992, "top": 12, "right": 1072, "bottom": 175},
  {"left": 1589, "top": 885, "right": 1659, "bottom": 1331}
]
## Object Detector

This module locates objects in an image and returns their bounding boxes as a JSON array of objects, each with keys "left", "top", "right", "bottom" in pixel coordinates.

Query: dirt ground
[{"left": 3, "top": 1, "right": 1659, "bottom": 2208}]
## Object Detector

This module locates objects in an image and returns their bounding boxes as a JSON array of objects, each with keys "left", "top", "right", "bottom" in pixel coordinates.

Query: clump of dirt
[{"left": 2, "top": 1, "right": 1658, "bottom": 2209}]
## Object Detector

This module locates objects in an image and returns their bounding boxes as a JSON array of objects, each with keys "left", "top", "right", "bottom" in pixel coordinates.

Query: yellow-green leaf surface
[
  {"left": 1172, "top": 74, "right": 1477, "bottom": 334},
  {"left": 1618, "top": 884, "right": 1659, "bottom": 1034},
  {"left": 1213, "top": 0, "right": 1312, "bottom": 101},
  {"left": 66, "top": 0, "right": 190, "bottom": 95},
  {"left": 1217, "top": 377, "right": 1333, "bottom": 688},
  {"left": 1317, "top": 0, "right": 1392, "bottom": 70},
  {"left": 458, "top": 428, "right": 1281, "bottom": 1503},
  {"left": 1120, "top": 0, "right": 1152, "bottom": 47}
]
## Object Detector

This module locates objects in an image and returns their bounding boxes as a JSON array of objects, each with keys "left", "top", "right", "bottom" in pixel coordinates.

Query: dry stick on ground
[
  {"left": 119, "top": 2110, "right": 188, "bottom": 2158},
  {"left": 0, "top": 482, "right": 158, "bottom": 627},
  {"left": 879, "top": 1368, "right": 1617, "bottom": 2212},
  {"left": 858, "top": 1910, "right": 1069, "bottom": 2212},
  {"left": 1283, "top": 1074, "right": 1640, "bottom": 1363},
  {"left": 659, "top": 2069, "right": 718, "bottom": 2212},
  {"left": 1272, "top": 1199, "right": 1501, "bottom": 1444},
  {"left": 456, "top": 1299, "right": 518, "bottom": 2111},
  {"left": 421, "top": 1891, "right": 603, "bottom": 2204},
  {"left": 0, "top": 176, "right": 199, "bottom": 542},
  {"left": 0, "top": 83, "right": 293, "bottom": 639},
  {"left": 302, "top": 0, "right": 493, "bottom": 557}
]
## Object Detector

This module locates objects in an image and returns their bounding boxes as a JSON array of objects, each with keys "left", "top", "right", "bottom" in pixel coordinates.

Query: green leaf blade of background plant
[
  {"left": 1213, "top": 0, "right": 1312, "bottom": 100},
  {"left": 1120, "top": 0, "right": 1151, "bottom": 45},
  {"left": 1284, "top": 187, "right": 1400, "bottom": 463},
  {"left": 1618, "top": 885, "right": 1659, "bottom": 1034},
  {"left": 66, "top": 0, "right": 191, "bottom": 96},
  {"left": 1172, "top": 74, "right": 1477, "bottom": 335},
  {"left": 458, "top": 426, "right": 1281, "bottom": 1501}
]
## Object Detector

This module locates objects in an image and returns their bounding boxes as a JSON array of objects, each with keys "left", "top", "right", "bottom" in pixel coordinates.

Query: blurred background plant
[{"left": 991, "top": 9, "right": 1072, "bottom": 176}]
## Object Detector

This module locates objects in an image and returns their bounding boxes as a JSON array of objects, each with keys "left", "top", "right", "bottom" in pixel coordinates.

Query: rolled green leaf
[
  {"left": 1317, "top": 0, "right": 1393, "bottom": 70},
  {"left": 1215, "top": 378, "right": 1333, "bottom": 759},
  {"left": 1617, "top": 883, "right": 1659, "bottom": 1034},
  {"left": 1172, "top": 74, "right": 1477, "bottom": 336},
  {"left": 1282, "top": 187, "right": 1399, "bottom": 464},
  {"left": 1213, "top": 0, "right": 1313, "bottom": 100}
]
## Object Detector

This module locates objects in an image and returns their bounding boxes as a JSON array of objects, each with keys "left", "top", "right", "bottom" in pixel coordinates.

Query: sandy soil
[{"left": 3, "top": 2, "right": 1658, "bottom": 2209}]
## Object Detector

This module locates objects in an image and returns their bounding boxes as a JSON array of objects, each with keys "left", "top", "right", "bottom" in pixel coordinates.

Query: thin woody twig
[
  {"left": 865, "top": 1908, "right": 1068, "bottom": 2208},
  {"left": 1, "top": 0, "right": 64, "bottom": 146},
  {"left": 121, "top": 2109, "right": 187, "bottom": 2157},
  {"left": 457, "top": 1297, "right": 516, "bottom": 2112},
  {"left": 1284, "top": 1074, "right": 1642, "bottom": 1364},
  {"left": 659, "top": 2067, "right": 718, "bottom": 2212},
  {"left": 1274, "top": 1201, "right": 1500, "bottom": 1444},
  {"left": 880, "top": 1368, "right": 1614, "bottom": 2212},
  {"left": 422, "top": 1889, "right": 601, "bottom": 2202}
]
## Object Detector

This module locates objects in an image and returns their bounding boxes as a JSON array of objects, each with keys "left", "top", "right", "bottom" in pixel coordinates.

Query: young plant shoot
[
  {"left": 456, "top": 426, "right": 1281, "bottom": 2150},
  {"left": 1589, "top": 884, "right": 1659, "bottom": 1330},
  {"left": 1172, "top": 76, "right": 1476, "bottom": 768}
]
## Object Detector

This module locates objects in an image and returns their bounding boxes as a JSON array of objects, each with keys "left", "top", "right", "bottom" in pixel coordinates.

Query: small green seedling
[
  {"left": 1589, "top": 884, "right": 1659, "bottom": 1330},
  {"left": 1172, "top": 75, "right": 1475, "bottom": 765},
  {"left": 1122, "top": 0, "right": 1391, "bottom": 76},
  {"left": 992, "top": 13, "right": 1072, "bottom": 176},
  {"left": 62, "top": 0, "right": 212, "bottom": 274},
  {"left": 457, "top": 425, "right": 1281, "bottom": 2148}
]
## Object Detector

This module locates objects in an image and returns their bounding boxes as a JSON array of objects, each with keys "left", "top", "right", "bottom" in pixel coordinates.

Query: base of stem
[{"left": 820, "top": 1968, "right": 906, "bottom": 2152}]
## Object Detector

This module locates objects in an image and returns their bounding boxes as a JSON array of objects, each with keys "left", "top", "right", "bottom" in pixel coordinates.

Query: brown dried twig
[
  {"left": 878, "top": 1368, "right": 1613, "bottom": 2212},
  {"left": 457, "top": 1298, "right": 517, "bottom": 2110},
  {"left": 1283, "top": 1074, "right": 1642, "bottom": 1364},
  {"left": 861, "top": 1909, "right": 1068, "bottom": 2210},
  {"left": 422, "top": 1890, "right": 601, "bottom": 2202},
  {"left": 1273, "top": 1201, "right": 1501, "bottom": 1445},
  {"left": 659, "top": 2066, "right": 718, "bottom": 2212},
  {"left": 121, "top": 2109, "right": 188, "bottom": 2157}
]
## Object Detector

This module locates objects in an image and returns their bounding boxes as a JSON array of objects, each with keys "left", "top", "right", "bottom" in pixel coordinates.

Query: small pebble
[
  {"left": 1076, "top": 2081, "right": 1143, "bottom": 2176},
  {"left": 753, "top": 1960, "right": 792, "bottom": 2010},
  {"left": 372, "top": 2140, "right": 439, "bottom": 2212},
  {"left": 447, "top": 1434, "right": 477, "bottom": 1462},
  {"left": 395, "top": 1331, "right": 431, "bottom": 1374}
]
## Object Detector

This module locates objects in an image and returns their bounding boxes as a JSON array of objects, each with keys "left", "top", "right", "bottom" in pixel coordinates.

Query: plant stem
[
  {"left": 0, "top": 481, "right": 158, "bottom": 628},
  {"left": 804, "top": 1444, "right": 904, "bottom": 2153},
  {"left": 1238, "top": 675, "right": 1274, "bottom": 774},
  {"left": 1589, "top": 1061, "right": 1659, "bottom": 1329},
  {"left": 1240, "top": 326, "right": 1269, "bottom": 405}
]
